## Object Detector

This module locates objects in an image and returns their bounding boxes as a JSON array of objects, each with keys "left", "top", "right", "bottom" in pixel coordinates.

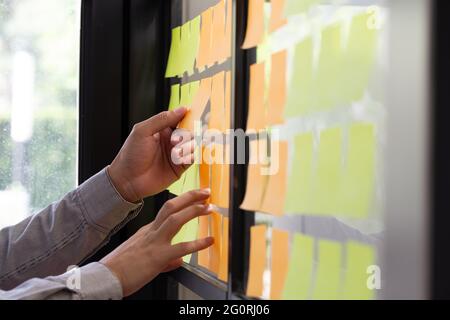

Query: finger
[
  {"left": 171, "top": 139, "right": 195, "bottom": 165},
  {"left": 171, "top": 129, "right": 193, "bottom": 146},
  {"left": 135, "top": 108, "right": 187, "bottom": 137},
  {"left": 158, "top": 204, "right": 213, "bottom": 240},
  {"left": 170, "top": 237, "right": 214, "bottom": 261},
  {"left": 162, "top": 258, "right": 183, "bottom": 273},
  {"left": 153, "top": 189, "right": 211, "bottom": 229}
]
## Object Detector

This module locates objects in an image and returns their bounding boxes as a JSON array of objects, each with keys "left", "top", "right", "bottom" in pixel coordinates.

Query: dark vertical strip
[{"left": 432, "top": 0, "right": 450, "bottom": 299}]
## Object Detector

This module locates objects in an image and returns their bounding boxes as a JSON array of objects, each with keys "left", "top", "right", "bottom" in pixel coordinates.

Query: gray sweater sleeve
[{"left": 0, "top": 168, "right": 143, "bottom": 299}]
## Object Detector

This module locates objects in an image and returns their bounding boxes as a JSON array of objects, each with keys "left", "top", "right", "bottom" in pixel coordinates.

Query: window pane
[{"left": 0, "top": 0, "right": 80, "bottom": 228}]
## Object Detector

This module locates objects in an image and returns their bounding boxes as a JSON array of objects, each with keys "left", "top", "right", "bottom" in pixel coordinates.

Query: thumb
[{"left": 137, "top": 107, "right": 187, "bottom": 136}]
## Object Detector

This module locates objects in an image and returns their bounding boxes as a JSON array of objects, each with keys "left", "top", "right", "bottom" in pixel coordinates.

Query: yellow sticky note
[
  {"left": 284, "top": 0, "right": 318, "bottom": 16},
  {"left": 267, "top": 50, "right": 287, "bottom": 125},
  {"left": 260, "top": 141, "right": 288, "bottom": 216},
  {"left": 312, "top": 240, "right": 343, "bottom": 300},
  {"left": 211, "top": 0, "right": 227, "bottom": 64},
  {"left": 182, "top": 164, "right": 199, "bottom": 193},
  {"left": 168, "top": 177, "right": 184, "bottom": 196},
  {"left": 341, "top": 13, "right": 378, "bottom": 103},
  {"left": 209, "top": 71, "right": 226, "bottom": 131},
  {"left": 285, "top": 133, "right": 314, "bottom": 214},
  {"left": 186, "top": 16, "right": 201, "bottom": 76},
  {"left": 269, "top": 0, "right": 287, "bottom": 32},
  {"left": 282, "top": 234, "right": 314, "bottom": 300},
  {"left": 224, "top": 0, "right": 233, "bottom": 59},
  {"left": 270, "top": 229, "right": 289, "bottom": 300},
  {"left": 247, "top": 224, "right": 267, "bottom": 297},
  {"left": 180, "top": 21, "right": 191, "bottom": 76},
  {"left": 165, "top": 26, "right": 182, "bottom": 78},
  {"left": 242, "top": 0, "right": 265, "bottom": 49},
  {"left": 218, "top": 216, "right": 229, "bottom": 282},
  {"left": 312, "top": 127, "right": 342, "bottom": 215},
  {"left": 285, "top": 37, "right": 313, "bottom": 118},
  {"left": 315, "top": 24, "right": 343, "bottom": 111},
  {"left": 197, "top": 8, "right": 213, "bottom": 70},
  {"left": 342, "top": 241, "right": 376, "bottom": 300},
  {"left": 179, "top": 77, "right": 211, "bottom": 132},
  {"left": 340, "top": 123, "right": 375, "bottom": 218},
  {"left": 179, "top": 83, "right": 191, "bottom": 107},
  {"left": 247, "top": 62, "right": 267, "bottom": 132},
  {"left": 224, "top": 71, "right": 232, "bottom": 132},
  {"left": 168, "top": 84, "right": 180, "bottom": 111},
  {"left": 172, "top": 217, "right": 199, "bottom": 263},
  {"left": 198, "top": 215, "right": 210, "bottom": 269}
]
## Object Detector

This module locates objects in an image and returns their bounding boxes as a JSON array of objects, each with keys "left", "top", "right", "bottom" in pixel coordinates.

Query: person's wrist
[{"left": 107, "top": 165, "right": 140, "bottom": 203}]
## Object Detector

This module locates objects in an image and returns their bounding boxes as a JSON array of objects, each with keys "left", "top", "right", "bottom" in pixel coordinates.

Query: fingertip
[{"left": 174, "top": 107, "right": 187, "bottom": 116}]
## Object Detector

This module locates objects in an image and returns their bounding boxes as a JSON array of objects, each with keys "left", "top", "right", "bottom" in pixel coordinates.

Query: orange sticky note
[
  {"left": 179, "top": 77, "right": 211, "bottom": 132},
  {"left": 270, "top": 229, "right": 289, "bottom": 300},
  {"left": 209, "top": 212, "right": 222, "bottom": 274},
  {"left": 210, "top": 143, "right": 224, "bottom": 206},
  {"left": 198, "top": 215, "right": 210, "bottom": 269},
  {"left": 197, "top": 8, "right": 213, "bottom": 70},
  {"left": 209, "top": 71, "right": 226, "bottom": 131},
  {"left": 224, "top": 71, "right": 232, "bottom": 131},
  {"left": 218, "top": 217, "right": 229, "bottom": 282},
  {"left": 267, "top": 50, "right": 287, "bottom": 125},
  {"left": 200, "top": 147, "right": 211, "bottom": 191},
  {"left": 247, "top": 224, "right": 267, "bottom": 297},
  {"left": 241, "top": 140, "right": 269, "bottom": 212},
  {"left": 242, "top": 0, "right": 265, "bottom": 49},
  {"left": 269, "top": 0, "right": 287, "bottom": 32},
  {"left": 260, "top": 141, "right": 288, "bottom": 216},
  {"left": 211, "top": 0, "right": 227, "bottom": 64},
  {"left": 246, "top": 62, "right": 267, "bottom": 132},
  {"left": 224, "top": 0, "right": 233, "bottom": 59},
  {"left": 211, "top": 144, "right": 230, "bottom": 209}
]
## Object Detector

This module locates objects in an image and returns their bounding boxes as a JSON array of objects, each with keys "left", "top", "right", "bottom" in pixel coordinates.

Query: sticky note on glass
[
  {"left": 311, "top": 127, "right": 343, "bottom": 215},
  {"left": 211, "top": 145, "right": 230, "bottom": 209},
  {"left": 241, "top": 140, "right": 269, "bottom": 212},
  {"left": 168, "top": 177, "right": 184, "bottom": 196},
  {"left": 285, "top": 133, "right": 314, "bottom": 214},
  {"left": 246, "top": 224, "right": 267, "bottom": 297},
  {"left": 165, "top": 26, "right": 182, "bottom": 78},
  {"left": 284, "top": 0, "right": 318, "bottom": 16},
  {"left": 181, "top": 164, "right": 199, "bottom": 194},
  {"left": 172, "top": 217, "right": 199, "bottom": 263},
  {"left": 224, "top": 71, "right": 232, "bottom": 131},
  {"left": 340, "top": 123, "right": 375, "bottom": 218},
  {"left": 342, "top": 241, "right": 376, "bottom": 300},
  {"left": 267, "top": 50, "right": 287, "bottom": 125},
  {"left": 282, "top": 234, "right": 314, "bottom": 300},
  {"left": 197, "top": 215, "right": 210, "bottom": 269},
  {"left": 180, "top": 80, "right": 200, "bottom": 109},
  {"left": 312, "top": 240, "right": 343, "bottom": 300},
  {"left": 218, "top": 216, "right": 229, "bottom": 282},
  {"left": 211, "top": 0, "right": 227, "bottom": 64},
  {"left": 197, "top": 7, "right": 213, "bottom": 70},
  {"left": 341, "top": 13, "right": 378, "bottom": 103},
  {"left": 179, "top": 77, "right": 211, "bottom": 132},
  {"left": 270, "top": 229, "right": 289, "bottom": 300},
  {"left": 224, "top": 0, "right": 233, "bottom": 59},
  {"left": 246, "top": 62, "right": 267, "bottom": 132},
  {"left": 285, "top": 37, "right": 313, "bottom": 118},
  {"left": 315, "top": 24, "right": 343, "bottom": 111},
  {"left": 185, "top": 16, "right": 201, "bottom": 76},
  {"left": 260, "top": 141, "right": 288, "bottom": 216},
  {"left": 209, "top": 212, "right": 222, "bottom": 274},
  {"left": 168, "top": 84, "right": 180, "bottom": 111},
  {"left": 269, "top": 0, "right": 287, "bottom": 32},
  {"left": 209, "top": 71, "right": 226, "bottom": 131},
  {"left": 242, "top": 0, "right": 265, "bottom": 49}
]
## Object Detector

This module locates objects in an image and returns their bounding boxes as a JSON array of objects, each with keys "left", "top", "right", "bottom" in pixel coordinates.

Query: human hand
[
  {"left": 100, "top": 189, "right": 213, "bottom": 297},
  {"left": 108, "top": 108, "right": 195, "bottom": 203}
]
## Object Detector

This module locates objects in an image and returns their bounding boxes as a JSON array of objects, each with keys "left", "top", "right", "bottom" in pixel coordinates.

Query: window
[{"left": 0, "top": 0, "right": 80, "bottom": 228}]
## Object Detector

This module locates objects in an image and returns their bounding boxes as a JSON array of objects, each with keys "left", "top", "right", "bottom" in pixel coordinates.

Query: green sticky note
[
  {"left": 312, "top": 240, "right": 343, "bottom": 300},
  {"left": 285, "top": 133, "right": 314, "bottom": 214},
  {"left": 315, "top": 24, "right": 343, "bottom": 111},
  {"left": 186, "top": 16, "right": 201, "bottom": 76},
  {"left": 172, "top": 217, "right": 199, "bottom": 263},
  {"left": 341, "top": 13, "right": 378, "bottom": 103},
  {"left": 311, "top": 127, "right": 342, "bottom": 215},
  {"left": 282, "top": 234, "right": 314, "bottom": 300},
  {"left": 182, "top": 164, "right": 199, "bottom": 194},
  {"left": 340, "top": 123, "right": 375, "bottom": 218},
  {"left": 180, "top": 83, "right": 191, "bottom": 107},
  {"left": 284, "top": 0, "right": 319, "bottom": 16},
  {"left": 285, "top": 37, "right": 314, "bottom": 118},
  {"left": 168, "top": 84, "right": 180, "bottom": 111},
  {"left": 189, "top": 80, "right": 200, "bottom": 104},
  {"left": 342, "top": 241, "right": 376, "bottom": 300},
  {"left": 165, "top": 27, "right": 182, "bottom": 78},
  {"left": 168, "top": 175, "right": 184, "bottom": 196},
  {"left": 180, "top": 21, "right": 191, "bottom": 77}
]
